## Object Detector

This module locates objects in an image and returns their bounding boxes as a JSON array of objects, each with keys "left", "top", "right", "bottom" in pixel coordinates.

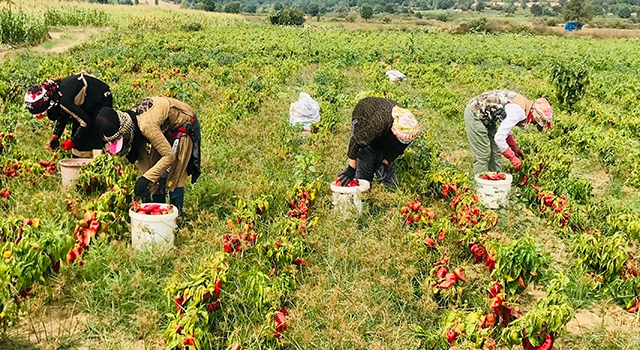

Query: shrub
[
  {"left": 550, "top": 59, "right": 590, "bottom": 113},
  {"left": 268, "top": 7, "right": 306, "bottom": 26},
  {"left": 180, "top": 21, "right": 203, "bottom": 32}
]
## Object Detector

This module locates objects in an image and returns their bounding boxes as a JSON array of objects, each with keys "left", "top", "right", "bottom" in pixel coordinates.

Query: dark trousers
[{"left": 354, "top": 147, "right": 398, "bottom": 187}]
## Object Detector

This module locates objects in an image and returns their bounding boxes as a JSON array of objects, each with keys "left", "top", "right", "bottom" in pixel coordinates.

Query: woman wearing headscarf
[
  {"left": 95, "top": 97, "right": 201, "bottom": 212},
  {"left": 24, "top": 73, "right": 112, "bottom": 157},
  {"left": 336, "top": 97, "right": 420, "bottom": 187},
  {"left": 464, "top": 90, "right": 553, "bottom": 174}
]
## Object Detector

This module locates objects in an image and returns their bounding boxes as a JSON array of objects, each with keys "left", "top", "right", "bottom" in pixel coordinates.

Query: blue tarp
[{"left": 565, "top": 22, "right": 584, "bottom": 31}]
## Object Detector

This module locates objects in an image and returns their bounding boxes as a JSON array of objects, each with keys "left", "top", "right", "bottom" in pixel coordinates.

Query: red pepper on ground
[
  {"left": 628, "top": 298, "right": 639, "bottom": 313},
  {"left": 453, "top": 268, "right": 467, "bottom": 283},
  {"left": 435, "top": 267, "right": 448, "bottom": 279},
  {"left": 437, "top": 273, "right": 457, "bottom": 289}
]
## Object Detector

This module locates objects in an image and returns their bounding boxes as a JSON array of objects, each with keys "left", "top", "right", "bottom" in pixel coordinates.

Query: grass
[{"left": 0, "top": 2, "right": 640, "bottom": 349}]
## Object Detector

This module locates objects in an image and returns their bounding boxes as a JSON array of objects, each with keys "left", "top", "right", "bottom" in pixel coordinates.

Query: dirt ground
[
  {"left": 566, "top": 301, "right": 640, "bottom": 335},
  {"left": 0, "top": 27, "right": 106, "bottom": 60}
]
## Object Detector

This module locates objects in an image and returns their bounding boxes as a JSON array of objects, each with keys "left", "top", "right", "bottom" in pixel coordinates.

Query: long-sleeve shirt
[
  {"left": 494, "top": 103, "right": 526, "bottom": 152},
  {"left": 49, "top": 74, "right": 111, "bottom": 137},
  {"left": 133, "top": 97, "right": 194, "bottom": 182},
  {"left": 347, "top": 97, "right": 408, "bottom": 162}
]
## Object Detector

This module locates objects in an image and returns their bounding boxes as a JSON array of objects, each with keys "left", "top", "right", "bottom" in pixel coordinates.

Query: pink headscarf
[{"left": 530, "top": 97, "right": 553, "bottom": 130}]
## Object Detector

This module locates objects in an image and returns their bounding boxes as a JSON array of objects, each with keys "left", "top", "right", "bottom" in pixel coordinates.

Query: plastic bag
[
  {"left": 289, "top": 92, "right": 320, "bottom": 128},
  {"left": 386, "top": 70, "right": 406, "bottom": 82}
]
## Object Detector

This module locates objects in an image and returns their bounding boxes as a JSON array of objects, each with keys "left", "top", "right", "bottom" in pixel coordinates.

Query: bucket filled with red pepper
[
  {"left": 330, "top": 178, "right": 370, "bottom": 213},
  {"left": 129, "top": 202, "right": 179, "bottom": 249},
  {"left": 475, "top": 172, "right": 512, "bottom": 209}
]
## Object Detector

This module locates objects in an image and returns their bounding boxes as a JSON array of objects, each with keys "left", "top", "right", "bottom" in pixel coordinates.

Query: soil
[
  {"left": 440, "top": 149, "right": 472, "bottom": 169},
  {"left": 0, "top": 27, "right": 106, "bottom": 60},
  {"left": 566, "top": 301, "right": 640, "bottom": 335}
]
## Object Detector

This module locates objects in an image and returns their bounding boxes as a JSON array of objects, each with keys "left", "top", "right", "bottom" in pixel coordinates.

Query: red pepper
[
  {"left": 485, "top": 254, "right": 496, "bottom": 271},
  {"left": 628, "top": 298, "right": 639, "bottom": 313},
  {"left": 528, "top": 333, "right": 554, "bottom": 350},
  {"left": 453, "top": 268, "right": 467, "bottom": 283},
  {"left": 433, "top": 256, "right": 449, "bottom": 267},
  {"left": 517, "top": 275, "right": 526, "bottom": 288},
  {"left": 83, "top": 211, "right": 97, "bottom": 223},
  {"left": 485, "top": 337, "right": 496, "bottom": 350},
  {"left": 424, "top": 237, "right": 435, "bottom": 247},
  {"left": 437, "top": 229, "right": 446, "bottom": 242},
  {"left": 182, "top": 333, "right": 196, "bottom": 347},
  {"left": 214, "top": 279, "right": 222, "bottom": 299},
  {"left": 437, "top": 273, "right": 457, "bottom": 289},
  {"left": 442, "top": 184, "right": 450, "bottom": 199},
  {"left": 519, "top": 174, "right": 527, "bottom": 186},
  {"left": 473, "top": 249, "right": 486, "bottom": 264},
  {"left": 501, "top": 305, "right": 512, "bottom": 326},
  {"left": 446, "top": 328, "right": 458, "bottom": 344},
  {"left": 294, "top": 257, "right": 312, "bottom": 267},
  {"left": 174, "top": 295, "right": 184, "bottom": 313},
  {"left": 489, "top": 282, "right": 503, "bottom": 298},
  {"left": 490, "top": 296, "right": 502, "bottom": 314},
  {"left": 275, "top": 310, "right": 287, "bottom": 337},
  {"left": 470, "top": 244, "right": 480, "bottom": 254},
  {"left": 435, "top": 267, "right": 448, "bottom": 279},
  {"left": 485, "top": 313, "right": 496, "bottom": 328}
]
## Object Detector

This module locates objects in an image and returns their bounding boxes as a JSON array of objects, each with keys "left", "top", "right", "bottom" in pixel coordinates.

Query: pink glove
[
  {"left": 506, "top": 134, "right": 524, "bottom": 159},
  {"left": 502, "top": 148, "right": 522, "bottom": 171}
]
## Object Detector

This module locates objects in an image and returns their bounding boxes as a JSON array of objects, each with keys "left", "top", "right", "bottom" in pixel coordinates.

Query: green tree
[
  {"left": 530, "top": 3, "right": 544, "bottom": 15},
  {"left": 618, "top": 5, "right": 631, "bottom": 18},
  {"left": 223, "top": 2, "right": 241, "bottom": 13},
  {"left": 273, "top": 2, "right": 284, "bottom": 11},
  {"left": 154, "top": 0, "right": 158, "bottom": 5},
  {"left": 360, "top": 4, "right": 373, "bottom": 20},
  {"left": 243, "top": 4, "right": 257, "bottom": 13},
  {"left": 476, "top": 0, "right": 485, "bottom": 11},
  {"left": 384, "top": 3, "right": 396, "bottom": 13},
  {"left": 269, "top": 7, "right": 306, "bottom": 26},
  {"left": 307, "top": 3, "right": 319, "bottom": 17},
  {"left": 521, "top": 2, "right": 527, "bottom": 9},
  {"left": 203, "top": 0, "right": 215, "bottom": 12},
  {"left": 562, "top": 0, "right": 594, "bottom": 23}
]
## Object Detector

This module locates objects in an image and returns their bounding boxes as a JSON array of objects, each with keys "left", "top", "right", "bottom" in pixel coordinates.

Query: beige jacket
[{"left": 135, "top": 97, "right": 194, "bottom": 182}]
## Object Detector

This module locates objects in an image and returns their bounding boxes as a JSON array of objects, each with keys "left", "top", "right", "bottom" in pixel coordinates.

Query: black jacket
[
  {"left": 49, "top": 74, "right": 112, "bottom": 151},
  {"left": 347, "top": 97, "right": 408, "bottom": 162}
]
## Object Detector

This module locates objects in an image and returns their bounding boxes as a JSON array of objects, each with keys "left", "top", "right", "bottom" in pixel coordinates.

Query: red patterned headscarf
[{"left": 24, "top": 80, "right": 60, "bottom": 119}]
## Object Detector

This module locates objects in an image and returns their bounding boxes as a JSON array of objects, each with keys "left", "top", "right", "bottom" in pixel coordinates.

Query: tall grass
[
  {"left": 0, "top": 8, "right": 49, "bottom": 46},
  {"left": 44, "top": 6, "right": 111, "bottom": 27}
]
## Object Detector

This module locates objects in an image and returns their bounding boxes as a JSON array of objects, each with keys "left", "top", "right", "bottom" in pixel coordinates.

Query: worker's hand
[
  {"left": 61, "top": 139, "right": 75, "bottom": 151},
  {"left": 47, "top": 135, "right": 60, "bottom": 151},
  {"left": 506, "top": 134, "right": 524, "bottom": 159},
  {"left": 134, "top": 177, "right": 151, "bottom": 198},
  {"left": 513, "top": 147, "right": 525, "bottom": 159},
  {"left": 337, "top": 165, "right": 356, "bottom": 187},
  {"left": 502, "top": 148, "right": 522, "bottom": 171}
]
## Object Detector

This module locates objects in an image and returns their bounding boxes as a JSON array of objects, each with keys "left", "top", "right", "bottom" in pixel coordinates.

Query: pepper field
[{"left": 1, "top": 3, "right": 640, "bottom": 349}]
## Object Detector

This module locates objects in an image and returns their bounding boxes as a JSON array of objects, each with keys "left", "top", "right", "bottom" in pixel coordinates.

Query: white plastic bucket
[
  {"left": 330, "top": 179, "right": 371, "bottom": 213},
  {"left": 59, "top": 158, "right": 92, "bottom": 187},
  {"left": 129, "top": 204, "right": 179, "bottom": 249},
  {"left": 475, "top": 174, "right": 513, "bottom": 209}
]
